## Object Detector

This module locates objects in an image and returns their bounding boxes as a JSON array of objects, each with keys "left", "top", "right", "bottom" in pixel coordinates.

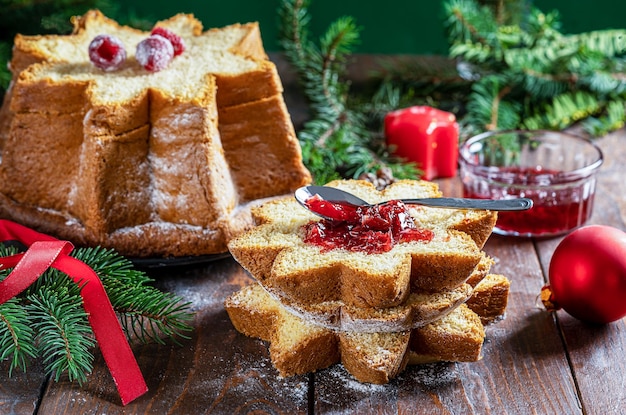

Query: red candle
[{"left": 384, "top": 106, "right": 459, "bottom": 180}]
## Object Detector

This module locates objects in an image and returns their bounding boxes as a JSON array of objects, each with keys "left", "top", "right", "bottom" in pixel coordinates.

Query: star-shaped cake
[
  {"left": 0, "top": 10, "right": 310, "bottom": 257},
  {"left": 228, "top": 179, "right": 498, "bottom": 309}
]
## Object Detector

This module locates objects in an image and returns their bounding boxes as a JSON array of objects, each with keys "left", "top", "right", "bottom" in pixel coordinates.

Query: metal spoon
[{"left": 295, "top": 185, "right": 533, "bottom": 220}]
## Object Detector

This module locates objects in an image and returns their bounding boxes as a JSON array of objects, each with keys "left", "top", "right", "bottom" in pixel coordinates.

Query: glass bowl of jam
[{"left": 459, "top": 130, "right": 603, "bottom": 237}]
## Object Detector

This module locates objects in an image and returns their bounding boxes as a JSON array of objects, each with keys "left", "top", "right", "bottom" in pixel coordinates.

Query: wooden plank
[
  {"left": 0, "top": 359, "right": 47, "bottom": 415},
  {"left": 533, "top": 131, "right": 626, "bottom": 415},
  {"left": 557, "top": 314, "right": 626, "bottom": 414},
  {"left": 37, "top": 258, "right": 309, "bottom": 414},
  {"left": 592, "top": 131, "right": 626, "bottom": 230},
  {"left": 462, "top": 236, "right": 580, "bottom": 414},
  {"left": 445, "top": 173, "right": 582, "bottom": 412}
]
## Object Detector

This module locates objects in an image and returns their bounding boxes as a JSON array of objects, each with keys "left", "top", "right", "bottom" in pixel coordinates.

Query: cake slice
[
  {"left": 408, "top": 303, "right": 485, "bottom": 364},
  {"left": 0, "top": 10, "right": 311, "bottom": 257},
  {"left": 225, "top": 280, "right": 340, "bottom": 378},
  {"left": 465, "top": 273, "right": 510, "bottom": 324},
  {"left": 339, "top": 330, "right": 411, "bottom": 384},
  {"left": 224, "top": 275, "right": 508, "bottom": 384},
  {"left": 264, "top": 253, "right": 494, "bottom": 333},
  {"left": 228, "top": 180, "right": 497, "bottom": 308}
]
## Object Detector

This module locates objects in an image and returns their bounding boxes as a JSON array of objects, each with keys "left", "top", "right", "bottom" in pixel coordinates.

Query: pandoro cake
[{"left": 0, "top": 10, "right": 311, "bottom": 257}]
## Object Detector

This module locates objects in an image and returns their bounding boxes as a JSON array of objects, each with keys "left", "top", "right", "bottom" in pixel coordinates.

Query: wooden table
[{"left": 2, "top": 74, "right": 626, "bottom": 415}]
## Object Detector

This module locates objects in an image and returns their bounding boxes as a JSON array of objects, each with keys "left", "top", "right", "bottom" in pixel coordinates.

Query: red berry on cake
[
  {"left": 88, "top": 34, "right": 127, "bottom": 71},
  {"left": 136, "top": 34, "right": 174, "bottom": 72},
  {"left": 151, "top": 27, "right": 186, "bottom": 56}
]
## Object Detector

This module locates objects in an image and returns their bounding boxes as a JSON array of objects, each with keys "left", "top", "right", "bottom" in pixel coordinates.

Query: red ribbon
[{"left": 0, "top": 219, "right": 147, "bottom": 405}]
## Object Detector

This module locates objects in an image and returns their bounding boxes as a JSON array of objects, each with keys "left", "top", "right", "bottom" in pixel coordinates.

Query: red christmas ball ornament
[{"left": 542, "top": 225, "right": 626, "bottom": 324}]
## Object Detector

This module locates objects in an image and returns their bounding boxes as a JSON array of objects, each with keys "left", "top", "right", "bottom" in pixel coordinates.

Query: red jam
[
  {"left": 463, "top": 166, "right": 594, "bottom": 236},
  {"left": 302, "top": 195, "right": 434, "bottom": 254}
]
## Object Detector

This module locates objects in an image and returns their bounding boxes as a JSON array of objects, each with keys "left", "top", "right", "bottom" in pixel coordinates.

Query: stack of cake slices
[{"left": 225, "top": 179, "right": 510, "bottom": 383}]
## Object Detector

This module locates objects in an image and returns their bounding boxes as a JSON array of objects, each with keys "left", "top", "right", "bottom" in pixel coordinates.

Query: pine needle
[
  {"left": 71, "top": 247, "right": 194, "bottom": 345},
  {"left": 0, "top": 299, "right": 38, "bottom": 376},
  {"left": 28, "top": 281, "right": 95, "bottom": 384},
  {"left": 278, "top": 0, "right": 420, "bottom": 183},
  {"left": 441, "top": 0, "right": 626, "bottom": 135}
]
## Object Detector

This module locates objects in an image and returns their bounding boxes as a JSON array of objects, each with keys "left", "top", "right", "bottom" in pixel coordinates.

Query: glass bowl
[{"left": 459, "top": 130, "right": 604, "bottom": 237}]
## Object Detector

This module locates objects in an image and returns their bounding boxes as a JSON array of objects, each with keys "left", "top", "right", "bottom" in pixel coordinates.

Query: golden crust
[
  {"left": 465, "top": 273, "right": 511, "bottom": 324},
  {"left": 218, "top": 94, "right": 306, "bottom": 201},
  {"left": 409, "top": 304, "right": 485, "bottom": 362}
]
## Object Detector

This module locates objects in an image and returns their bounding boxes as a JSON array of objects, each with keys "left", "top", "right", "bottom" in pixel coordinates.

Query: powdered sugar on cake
[{"left": 0, "top": 11, "right": 311, "bottom": 257}]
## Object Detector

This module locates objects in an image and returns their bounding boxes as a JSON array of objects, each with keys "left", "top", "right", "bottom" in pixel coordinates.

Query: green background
[{"left": 119, "top": 0, "right": 626, "bottom": 55}]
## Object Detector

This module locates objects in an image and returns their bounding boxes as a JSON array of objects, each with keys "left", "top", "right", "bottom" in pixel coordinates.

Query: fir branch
[
  {"left": 0, "top": 299, "right": 38, "bottom": 376},
  {"left": 445, "top": 0, "right": 499, "bottom": 46},
  {"left": 523, "top": 91, "right": 602, "bottom": 130},
  {"left": 441, "top": 0, "right": 626, "bottom": 137},
  {"left": 571, "top": 30, "right": 626, "bottom": 58},
  {"left": 278, "top": 0, "right": 420, "bottom": 183},
  {"left": 108, "top": 279, "right": 193, "bottom": 346},
  {"left": 71, "top": 247, "right": 193, "bottom": 345},
  {"left": 0, "top": 244, "right": 193, "bottom": 383},
  {"left": 583, "top": 100, "right": 626, "bottom": 136},
  {"left": 27, "top": 282, "right": 95, "bottom": 384},
  {"left": 465, "top": 74, "right": 521, "bottom": 131},
  {"left": 449, "top": 41, "right": 495, "bottom": 64},
  {"left": 320, "top": 16, "right": 361, "bottom": 64},
  {"left": 524, "top": 7, "right": 562, "bottom": 42},
  {"left": 278, "top": 0, "right": 312, "bottom": 70},
  {"left": 519, "top": 68, "right": 570, "bottom": 99},
  {"left": 503, "top": 42, "right": 580, "bottom": 74}
]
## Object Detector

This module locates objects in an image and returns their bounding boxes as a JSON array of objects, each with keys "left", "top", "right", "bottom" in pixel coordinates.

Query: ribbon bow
[{"left": 0, "top": 219, "right": 147, "bottom": 405}]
